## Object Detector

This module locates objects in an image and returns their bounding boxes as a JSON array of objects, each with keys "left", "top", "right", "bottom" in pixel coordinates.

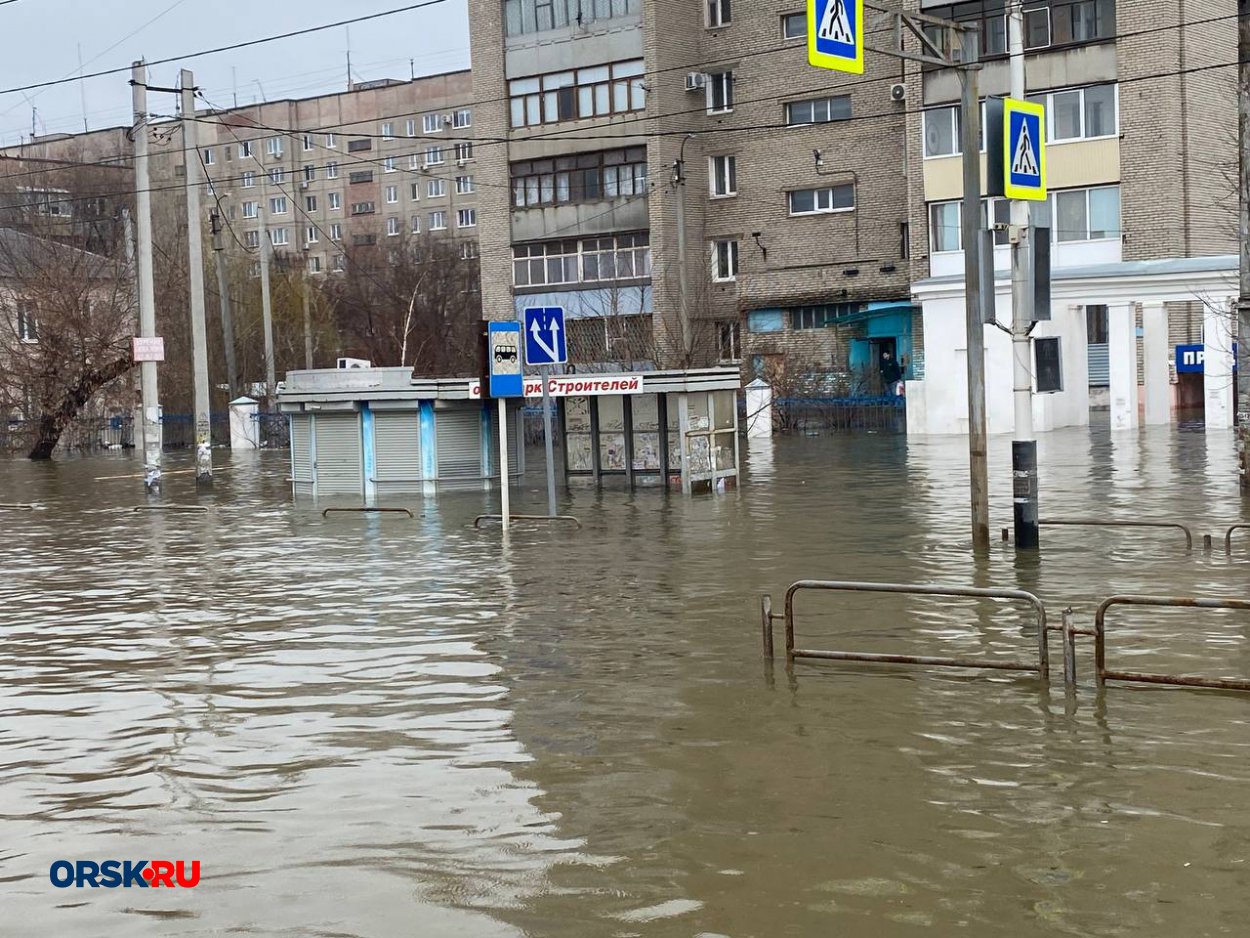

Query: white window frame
[
  {"left": 302, "top": 134, "right": 315, "bottom": 151},
  {"left": 384, "top": 156, "right": 397, "bottom": 173},
  {"left": 266, "top": 136, "right": 283, "bottom": 157},
  {"left": 202, "top": 148, "right": 215, "bottom": 165},
  {"left": 428, "top": 179, "right": 446, "bottom": 198},
  {"left": 457, "top": 207, "right": 477, "bottom": 228},
  {"left": 305, "top": 195, "right": 318, "bottom": 212},
  {"left": 239, "top": 141, "right": 252, "bottom": 158},
  {"left": 423, "top": 114, "right": 442, "bottom": 133},
  {"left": 325, "top": 133, "right": 337, "bottom": 149},
  {"left": 424, "top": 146, "right": 445, "bottom": 166},
  {"left": 707, "top": 0, "right": 731, "bottom": 28},
  {"left": 405, "top": 118, "right": 417, "bottom": 137},
  {"left": 16, "top": 302, "right": 37, "bottom": 342},
  {"left": 922, "top": 103, "right": 987, "bottom": 159},
  {"left": 326, "top": 161, "right": 339, "bottom": 179},
  {"left": 241, "top": 171, "right": 256, "bottom": 189},
  {"left": 456, "top": 175, "right": 474, "bottom": 194},
  {"left": 303, "top": 164, "right": 315, "bottom": 182},
  {"left": 305, "top": 226, "right": 319, "bottom": 244},
  {"left": 709, "top": 154, "right": 737, "bottom": 198},
  {"left": 455, "top": 142, "right": 474, "bottom": 162},
  {"left": 410, "top": 182, "right": 421, "bottom": 201},
  {"left": 711, "top": 239, "right": 739, "bottom": 282},
  {"left": 381, "top": 121, "right": 395, "bottom": 140},
  {"left": 244, "top": 230, "right": 260, "bottom": 249},
  {"left": 330, "top": 223, "right": 343, "bottom": 241},
  {"left": 1033, "top": 83, "right": 1119, "bottom": 144},
  {"left": 707, "top": 70, "right": 734, "bottom": 114},
  {"left": 411, "top": 215, "right": 421, "bottom": 234},
  {"left": 268, "top": 168, "right": 285, "bottom": 185},
  {"left": 386, "top": 216, "right": 402, "bottom": 236},
  {"left": 429, "top": 210, "right": 447, "bottom": 231},
  {"left": 242, "top": 200, "right": 258, "bottom": 219},
  {"left": 787, "top": 184, "right": 855, "bottom": 216},
  {"left": 384, "top": 185, "right": 399, "bottom": 204},
  {"left": 328, "top": 192, "right": 342, "bottom": 210},
  {"left": 453, "top": 109, "right": 472, "bottom": 129},
  {"left": 269, "top": 196, "right": 288, "bottom": 215},
  {"left": 781, "top": 11, "right": 806, "bottom": 39},
  {"left": 270, "top": 227, "right": 289, "bottom": 246}
]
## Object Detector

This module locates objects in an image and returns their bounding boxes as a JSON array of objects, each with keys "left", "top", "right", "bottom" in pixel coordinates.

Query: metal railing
[
  {"left": 133, "top": 505, "right": 209, "bottom": 513},
  {"left": 765, "top": 579, "right": 1049, "bottom": 681},
  {"left": 1037, "top": 518, "right": 1194, "bottom": 550},
  {"left": 323, "top": 507, "right": 414, "bottom": 518},
  {"left": 474, "top": 514, "right": 582, "bottom": 529},
  {"left": 1094, "top": 595, "right": 1250, "bottom": 691},
  {"left": 774, "top": 396, "right": 906, "bottom": 434},
  {"left": 1224, "top": 523, "right": 1250, "bottom": 554},
  {"left": 0, "top": 503, "right": 34, "bottom": 511}
]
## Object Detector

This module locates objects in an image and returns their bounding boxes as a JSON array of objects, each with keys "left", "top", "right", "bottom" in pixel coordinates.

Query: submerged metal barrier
[
  {"left": 764, "top": 580, "right": 1049, "bottom": 681},
  {"left": 322, "top": 507, "right": 414, "bottom": 518},
  {"left": 1094, "top": 595, "right": 1250, "bottom": 691},
  {"left": 0, "top": 503, "right": 34, "bottom": 510},
  {"left": 1037, "top": 518, "right": 1194, "bottom": 550},
  {"left": 133, "top": 505, "right": 209, "bottom": 513},
  {"left": 1225, "top": 524, "right": 1250, "bottom": 554},
  {"left": 473, "top": 514, "right": 582, "bottom": 529}
]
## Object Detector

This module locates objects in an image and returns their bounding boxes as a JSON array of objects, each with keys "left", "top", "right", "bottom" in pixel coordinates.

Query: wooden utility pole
[{"left": 1239, "top": 0, "right": 1250, "bottom": 490}]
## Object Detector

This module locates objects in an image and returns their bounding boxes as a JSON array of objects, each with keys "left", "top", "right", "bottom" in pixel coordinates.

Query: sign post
[
  {"left": 524, "top": 306, "right": 568, "bottom": 519},
  {"left": 488, "top": 321, "right": 523, "bottom": 532}
]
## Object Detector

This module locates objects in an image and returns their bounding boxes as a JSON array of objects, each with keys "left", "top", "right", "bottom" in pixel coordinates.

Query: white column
[
  {"left": 1203, "top": 301, "right": 1235, "bottom": 430},
  {"left": 1141, "top": 302, "right": 1170, "bottom": 425},
  {"left": 229, "top": 397, "right": 260, "bottom": 449},
  {"left": 744, "top": 378, "right": 772, "bottom": 438},
  {"left": 1107, "top": 302, "right": 1139, "bottom": 431}
]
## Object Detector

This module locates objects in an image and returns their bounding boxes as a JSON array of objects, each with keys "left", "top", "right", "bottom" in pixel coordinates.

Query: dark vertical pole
[
  {"left": 589, "top": 397, "right": 601, "bottom": 487},
  {"left": 657, "top": 393, "right": 670, "bottom": 490},
  {"left": 558, "top": 397, "right": 569, "bottom": 484},
  {"left": 1239, "top": 0, "right": 1250, "bottom": 490},
  {"left": 623, "top": 395, "right": 635, "bottom": 491}
]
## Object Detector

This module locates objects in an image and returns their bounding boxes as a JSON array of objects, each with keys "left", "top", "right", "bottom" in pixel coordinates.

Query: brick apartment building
[{"left": 468, "top": 0, "right": 919, "bottom": 388}]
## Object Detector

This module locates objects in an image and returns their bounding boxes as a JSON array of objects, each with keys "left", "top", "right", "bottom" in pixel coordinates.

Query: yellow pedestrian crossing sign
[
  {"left": 1003, "top": 98, "right": 1047, "bottom": 201},
  {"left": 809, "top": 0, "right": 864, "bottom": 74}
]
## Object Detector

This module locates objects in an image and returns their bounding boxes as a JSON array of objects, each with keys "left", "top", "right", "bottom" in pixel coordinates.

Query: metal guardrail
[
  {"left": 0, "top": 503, "right": 34, "bottom": 510},
  {"left": 765, "top": 580, "right": 1049, "bottom": 681},
  {"left": 133, "top": 505, "right": 209, "bottom": 513},
  {"left": 473, "top": 514, "right": 582, "bottom": 529},
  {"left": 1094, "top": 595, "right": 1250, "bottom": 691},
  {"left": 1224, "top": 523, "right": 1250, "bottom": 554},
  {"left": 322, "top": 507, "right": 415, "bottom": 518},
  {"left": 1038, "top": 518, "right": 1194, "bottom": 550}
]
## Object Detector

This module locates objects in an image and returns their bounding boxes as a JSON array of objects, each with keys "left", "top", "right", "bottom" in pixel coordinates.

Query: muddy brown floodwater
[{"left": 2, "top": 423, "right": 1249, "bottom": 936}]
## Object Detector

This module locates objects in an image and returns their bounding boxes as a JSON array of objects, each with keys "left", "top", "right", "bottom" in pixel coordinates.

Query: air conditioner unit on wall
[
  {"left": 890, "top": 83, "right": 906, "bottom": 102},
  {"left": 337, "top": 357, "right": 372, "bottom": 369},
  {"left": 686, "top": 72, "right": 706, "bottom": 92}
]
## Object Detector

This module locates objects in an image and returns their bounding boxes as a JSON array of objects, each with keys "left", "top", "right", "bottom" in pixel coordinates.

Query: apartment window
[
  {"left": 428, "top": 179, "right": 446, "bottom": 197},
  {"left": 202, "top": 148, "right": 215, "bottom": 165},
  {"left": 429, "top": 210, "right": 447, "bottom": 230},
  {"left": 984, "top": 14, "right": 1007, "bottom": 55},
  {"left": 241, "top": 171, "right": 256, "bottom": 189},
  {"left": 1055, "top": 185, "right": 1121, "bottom": 241},
  {"left": 300, "top": 164, "right": 313, "bottom": 182},
  {"left": 326, "top": 161, "right": 339, "bottom": 179},
  {"left": 424, "top": 146, "right": 445, "bottom": 165},
  {"left": 509, "top": 59, "right": 646, "bottom": 127},
  {"left": 351, "top": 201, "right": 376, "bottom": 215},
  {"left": 330, "top": 223, "right": 343, "bottom": 241},
  {"left": 409, "top": 153, "right": 422, "bottom": 170},
  {"left": 1035, "top": 338, "right": 1063, "bottom": 392},
  {"left": 707, "top": 0, "right": 731, "bottom": 27},
  {"left": 269, "top": 169, "right": 285, "bottom": 185},
  {"left": 924, "top": 106, "right": 959, "bottom": 157},
  {"left": 239, "top": 141, "right": 252, "bottom": 158},
  {"left": 303, "top": 134, "right": 315, "bottom": 151},
  {"left": 405, "top": 118, "right": 417, "bottom": 137},
  {"left": 266, "top": 137, "right": 283, "bottom": 157},
  {"left": 328, "top": 191, "right": 342, "bottom": 210},
  {"left": 242, "top": 200, "right": 258, "bottom": 219},
  {"left": 384, "top": 156, "right": 396, "bottom": 173},
  {"left": 453, "top": 109, "right": 471, "bottom": 128},
  {"left": 411, "top": 215, "right": 421, "bottom": 234},
  {"left": 511, "top": 146, "right": 648, "bottom": 208},
  {"left": 461, "top": 240, "right": 479, "bottom": 260},
  {"left": 270, "top": 227, "right": 289, "bottom": 246},
  {"left": 387, "top": 216, "right": 401, "bottom": 236},
  {"left": 410, "top": 183, "right": 421, "bottom": 200},
  {"left": 456, "top": 175, "right": 474, "bottom": 194},
  {"left": 349, "top": 171, "right": 374, "bottom": 185},
  {"left": 788, "top": 184, "right": 854, "bottom": 215},
  {"left": 457, "top": 208, "right": 477, "bottom": 228},
  {"left": 504, "top": 0, "right": 640, "bottom": 36},
  {"left": 782, "top": 11, "right": 806, "bottom": 39},
  {"left": 305, "top": 195, "right": 318, "bottom": 212},
  {"left": 381, "top": 122, "right": 395, "bottom": 140},
  {"left": 784, "top": 95, "right": 851, "bottom": 126},
  {"left": 325, "top": 133, "right": 337, "bottom": 148},
  {"left": 718, "top": 321, "right": 740, "bottom": 361},
  {"left": 707, "top": 70, "right": 734, "bottom": 113},
  {"left": 385, "top": 185, "right": 399, "bottom": 204},
  {"left": 709, "top": 154, "right": 737, "bottom": 197},
  {"left": 16, "top": 302, "right": 37, "bottom": 342},
  {"left": 333, "top": 254, "right": 346, "bottom": 270},
  {"left": 305, "top": 226, "right": 318, "bottom": 244},
  {"left": 308, "top": 255, "right": 322, "bottom": 273},
  {"left": 711, "top": 239, "right": 738, "bottom": 281},
  {"left": 455, "top": 142, "right": 474, "bottom": 162},
  {"left": 269, "top": 196, "right": 288, "bottom": 215},
  {"left": 929, "top": 201, "right": 962, "bottom": 252},
  {"left": 512, "top": 232, "right": 650, "bottom": 287},
  {"left": 347, "top": 139, "right": 371, "bottom": 152},
  {"left": 1054, "top": 0, "right": 1114, "bottom": 44},
  {"left": 353, "top": 234, "right": 377, "bottom": 247},
  {"left": 1025, "top": 8, "right": 1050, "bottom": 48},
  {"left": 423, "top": 113, "right": 442, "bottom": 133},
  {"left": 1038, "top": 84, "right": 1118, "bottom": 142},
  {"left": 245, "top": 230, "right": 260, "bottom": 249}
]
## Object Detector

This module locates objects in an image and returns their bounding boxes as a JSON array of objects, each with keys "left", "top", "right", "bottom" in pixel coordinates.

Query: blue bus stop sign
[{"left": 488, "top": 321, "right": 523, "bottom": 398}]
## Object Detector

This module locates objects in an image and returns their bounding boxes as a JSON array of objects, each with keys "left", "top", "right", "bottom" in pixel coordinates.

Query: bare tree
[{"left": 0, "top": 227, "right": 135, "bottom": 459}]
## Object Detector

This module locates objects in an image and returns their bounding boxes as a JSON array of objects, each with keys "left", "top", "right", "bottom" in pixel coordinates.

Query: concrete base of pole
[{"left": 1012, "top": 440, "right": 1039, "bottom": 550}]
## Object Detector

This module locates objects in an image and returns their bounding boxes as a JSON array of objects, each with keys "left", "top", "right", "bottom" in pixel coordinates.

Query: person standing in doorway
[{"left": 879, "top": 350, "right": 903, "bottom": 395}]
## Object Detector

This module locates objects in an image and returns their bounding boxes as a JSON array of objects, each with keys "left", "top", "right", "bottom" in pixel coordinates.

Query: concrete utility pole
[
  {"left": 958, "top": 31, "right": 990, "bottom": 551},
  {"left": 1008, "top": 3, "right": 1038, "bottom": 547},
  {"left": 303, "top": 258, "right": 314, "bottom": 370},
  {"left": 210, "top": 211, "right": 241, "bottom": 396},
  {"left": 1239, "top": 0, "right": 1250, "bottom": 490},
  {"left": 257, "top": 167, "right": 277, "bottom": 406},
  {"left": 181, "top": 69, "right": 212, "bottom": 483},
  {"left": 131, "top": 61, "right": 162, "bottom": 493},
  {"left": 672, "top": 149, "right": 691, "bottom": 363}
]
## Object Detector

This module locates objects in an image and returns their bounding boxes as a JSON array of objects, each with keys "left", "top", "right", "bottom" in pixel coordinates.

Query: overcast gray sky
[{"left": 0, "top": 0, "right": 470, "bottom": 146}]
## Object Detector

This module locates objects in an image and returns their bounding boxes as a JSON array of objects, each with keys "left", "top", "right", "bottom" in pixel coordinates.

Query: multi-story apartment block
[
  {"left": 469, "top": 0, "right": 918, "bottom": 388},
  {"left": 903, "top": 0, "right": 1238, "bottom": 433}
]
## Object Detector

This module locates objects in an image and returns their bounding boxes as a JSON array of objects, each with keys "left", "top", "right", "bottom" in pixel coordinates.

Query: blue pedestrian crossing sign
[
  {"left": 523, "top": 306, "right": 567, "bottom": 367},
  {"left": 1003, "top": 98, "right": 1047, "bottom": 201},
  {"left": 808, "top": 0, "right": 864, "bottom": 74}
]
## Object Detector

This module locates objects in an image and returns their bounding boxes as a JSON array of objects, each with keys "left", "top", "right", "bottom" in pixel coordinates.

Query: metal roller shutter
[
  {"left": 290, "top": 414, "right": 314, "bottom": 497},
  {"left": 315, "top": 413, "right": 363, "bottom": 496},
  {"left": 373, "top": 412, "right": 422, "bottom": 494},
  {"left": 436, "top": 409, "right": 482, "bottom": 485},
  {"left": 1087, "top": 345, "right": 1110, "bottom": 387}
]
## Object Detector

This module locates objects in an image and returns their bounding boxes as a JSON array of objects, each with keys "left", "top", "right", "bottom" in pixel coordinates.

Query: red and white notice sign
[
  {"left": 468, "top": 374, "right": 643, "bottom": 399},
  {"left": 132, "top": 336, "right": 166, "bottom": 362}
]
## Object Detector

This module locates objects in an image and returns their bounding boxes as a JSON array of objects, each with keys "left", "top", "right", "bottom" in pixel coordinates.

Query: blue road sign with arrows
[{"left": 523, "top": 306, "right": 567, "bottom": 367}]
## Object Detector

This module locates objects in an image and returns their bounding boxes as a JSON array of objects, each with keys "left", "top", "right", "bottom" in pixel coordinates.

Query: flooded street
[{"left": 3, "top": 425, "right": 1249, "bottom": 936}]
